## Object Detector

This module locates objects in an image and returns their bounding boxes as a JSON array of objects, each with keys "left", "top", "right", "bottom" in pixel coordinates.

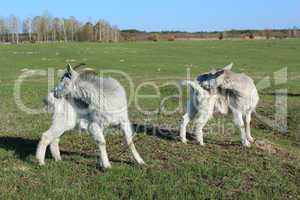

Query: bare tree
[
  {"left": 41, "top": 12, "right": 51, "bottom": 42},
  {"left": 98, "top": 20, "right": 104, "bottom": 41},
  {"left": 63, "top": 17, "right": 79, "bottom": 42},
  {"left": 68, "top": 16, "right": 78, "bottom": 41},
  {"left": 1, "top": 13, "right": 120, "bottom": 43},
  {"left": 102, "top": 21, "right": 109, "bottom": 42},
  {"left": 95, "top": 19, "right": 116, "bottom": 42},
  {"left": 0, "top": 17, "right": 6, "bottom": 42},
  {"left": 32, "top": 16, "right": 42, "bottom": 42},
  {"left": 73, "top": 20, "right": 81, "bottom": 41},
  {"left": 61, "top": 18, "right": 68, "bottom": 42},
  {"left": 95, "top": 21, "right": 101, "bottom": 41},
  {"left": 23, "top": 16, "right": 32, "bottom": 41},
  {"left": 51, "top": 17, "right": 61, "bottom": 41},
  {"left": 112, "top": 25, "right": 120, "bottom": 42},
  {"left": 9, "top": 15, "right": 20, "bottom": 43}
]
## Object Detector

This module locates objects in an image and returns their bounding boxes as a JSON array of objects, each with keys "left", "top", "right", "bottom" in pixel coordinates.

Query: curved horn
[{"left": 73, "top": 63, "right": 86, "bottom": 70}]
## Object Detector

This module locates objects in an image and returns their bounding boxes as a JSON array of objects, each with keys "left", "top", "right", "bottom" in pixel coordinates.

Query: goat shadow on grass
[
  {"left": 0, "top": 136, "right": 38, "bottom": 160},
  {"left": 132, "top": 123, "right": 241, "bottom": 147},
  {"left": 0, "top": 124, "right": 240, "bottom": 163},
  {"left": 0, "top": 136, "right": 134, "bottom": 165}
]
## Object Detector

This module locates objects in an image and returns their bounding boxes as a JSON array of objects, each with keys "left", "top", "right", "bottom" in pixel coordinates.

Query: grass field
[{"left": 0, "top": 40, "right": 299, "bottom": 199}]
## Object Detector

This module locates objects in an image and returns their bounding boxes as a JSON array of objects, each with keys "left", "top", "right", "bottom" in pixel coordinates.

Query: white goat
[
  {"left": 36, "top": 65, "right": 145, "bottom": 168},
  {"left": 180, "top": 64, "right": 259, "bottom": 147}
]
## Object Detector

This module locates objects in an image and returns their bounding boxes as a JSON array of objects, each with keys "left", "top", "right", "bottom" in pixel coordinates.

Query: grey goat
[{"left": 180, "top": 64, "right": 259, "bottom": 147}]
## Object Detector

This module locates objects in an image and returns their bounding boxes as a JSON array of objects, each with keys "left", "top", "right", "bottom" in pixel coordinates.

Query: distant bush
[
  {"left": 218, "top": 33, "right": 224, "bottom": 40},
  {"left": 147, "top": 34, "right": 160, "bottom": 42},
  {"left": 167, "top": 35, "right": 176, "bottom": 41},
  {"left": 249, "top": 33, "right": 255, "bottom": 40}
]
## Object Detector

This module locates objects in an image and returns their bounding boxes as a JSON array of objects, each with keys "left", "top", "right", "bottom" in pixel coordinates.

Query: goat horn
[{"left": 73, "top": 63, "right": 86, "bottom": 70}]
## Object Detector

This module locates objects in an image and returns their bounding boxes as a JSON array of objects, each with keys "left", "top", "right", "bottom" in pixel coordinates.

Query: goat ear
[
  {"left": 223, "top": 63, "right": 233, "bottom": 71},
  {"left": 214, "top": 70, "right": 225, "bottom": 77}
]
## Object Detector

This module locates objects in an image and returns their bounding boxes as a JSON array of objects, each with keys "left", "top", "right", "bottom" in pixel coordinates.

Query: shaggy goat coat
[
  {"left": 180, "top": 64, "right": 259, "bottom": 147},
  {"left": 36, "top": 65, "right": 145, "bottom": 169}
]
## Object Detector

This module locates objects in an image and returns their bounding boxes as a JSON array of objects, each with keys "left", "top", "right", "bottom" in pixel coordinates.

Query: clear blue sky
[{"left": 0, "top": 0, "right": 299, "bottom": 31}]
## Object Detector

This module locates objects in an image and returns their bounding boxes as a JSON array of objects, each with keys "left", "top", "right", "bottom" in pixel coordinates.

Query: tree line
[
  {"left": 0, "top": 14, "right": 120, "bottom": 43},
  {"left": 121, "top": 28, "right": 300, "bottom": 42}
]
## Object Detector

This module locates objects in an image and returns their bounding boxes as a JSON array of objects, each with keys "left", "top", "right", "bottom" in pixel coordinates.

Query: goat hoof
[
  {"left": 98, "top": 166, "right": 111, "bottom": 172},
  {"left": 199, "top": 142, "right": 206, "bottom": 147},
  {"left": 104, "top": 164, "right": 112, "bottom": 169},
  {"left": 54, "top": 157, "right": 62, "bottom": 162},
  {"left": 38, "top": 161, "right": 45, "bottom": 166},
  {"left": 98, "top": 164, "right": 112, "bottom": 171},
  {"left": 247, "top": 137, "right": 255, "bottom": 143},
  {"left": 181, "top": 140, "right": 188, "bottom": 144},
  {"left": 196, "top": 139, "right": 205, "bottom": 146},
  {"left": 242, "top": 140, "right": 251, "bottom": 148},
  {"left": 137, "top": 160, "right": 146, "bottom": 165},
  {"left": 98, "top": 161, "right": 112, "bottom": 170}
]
